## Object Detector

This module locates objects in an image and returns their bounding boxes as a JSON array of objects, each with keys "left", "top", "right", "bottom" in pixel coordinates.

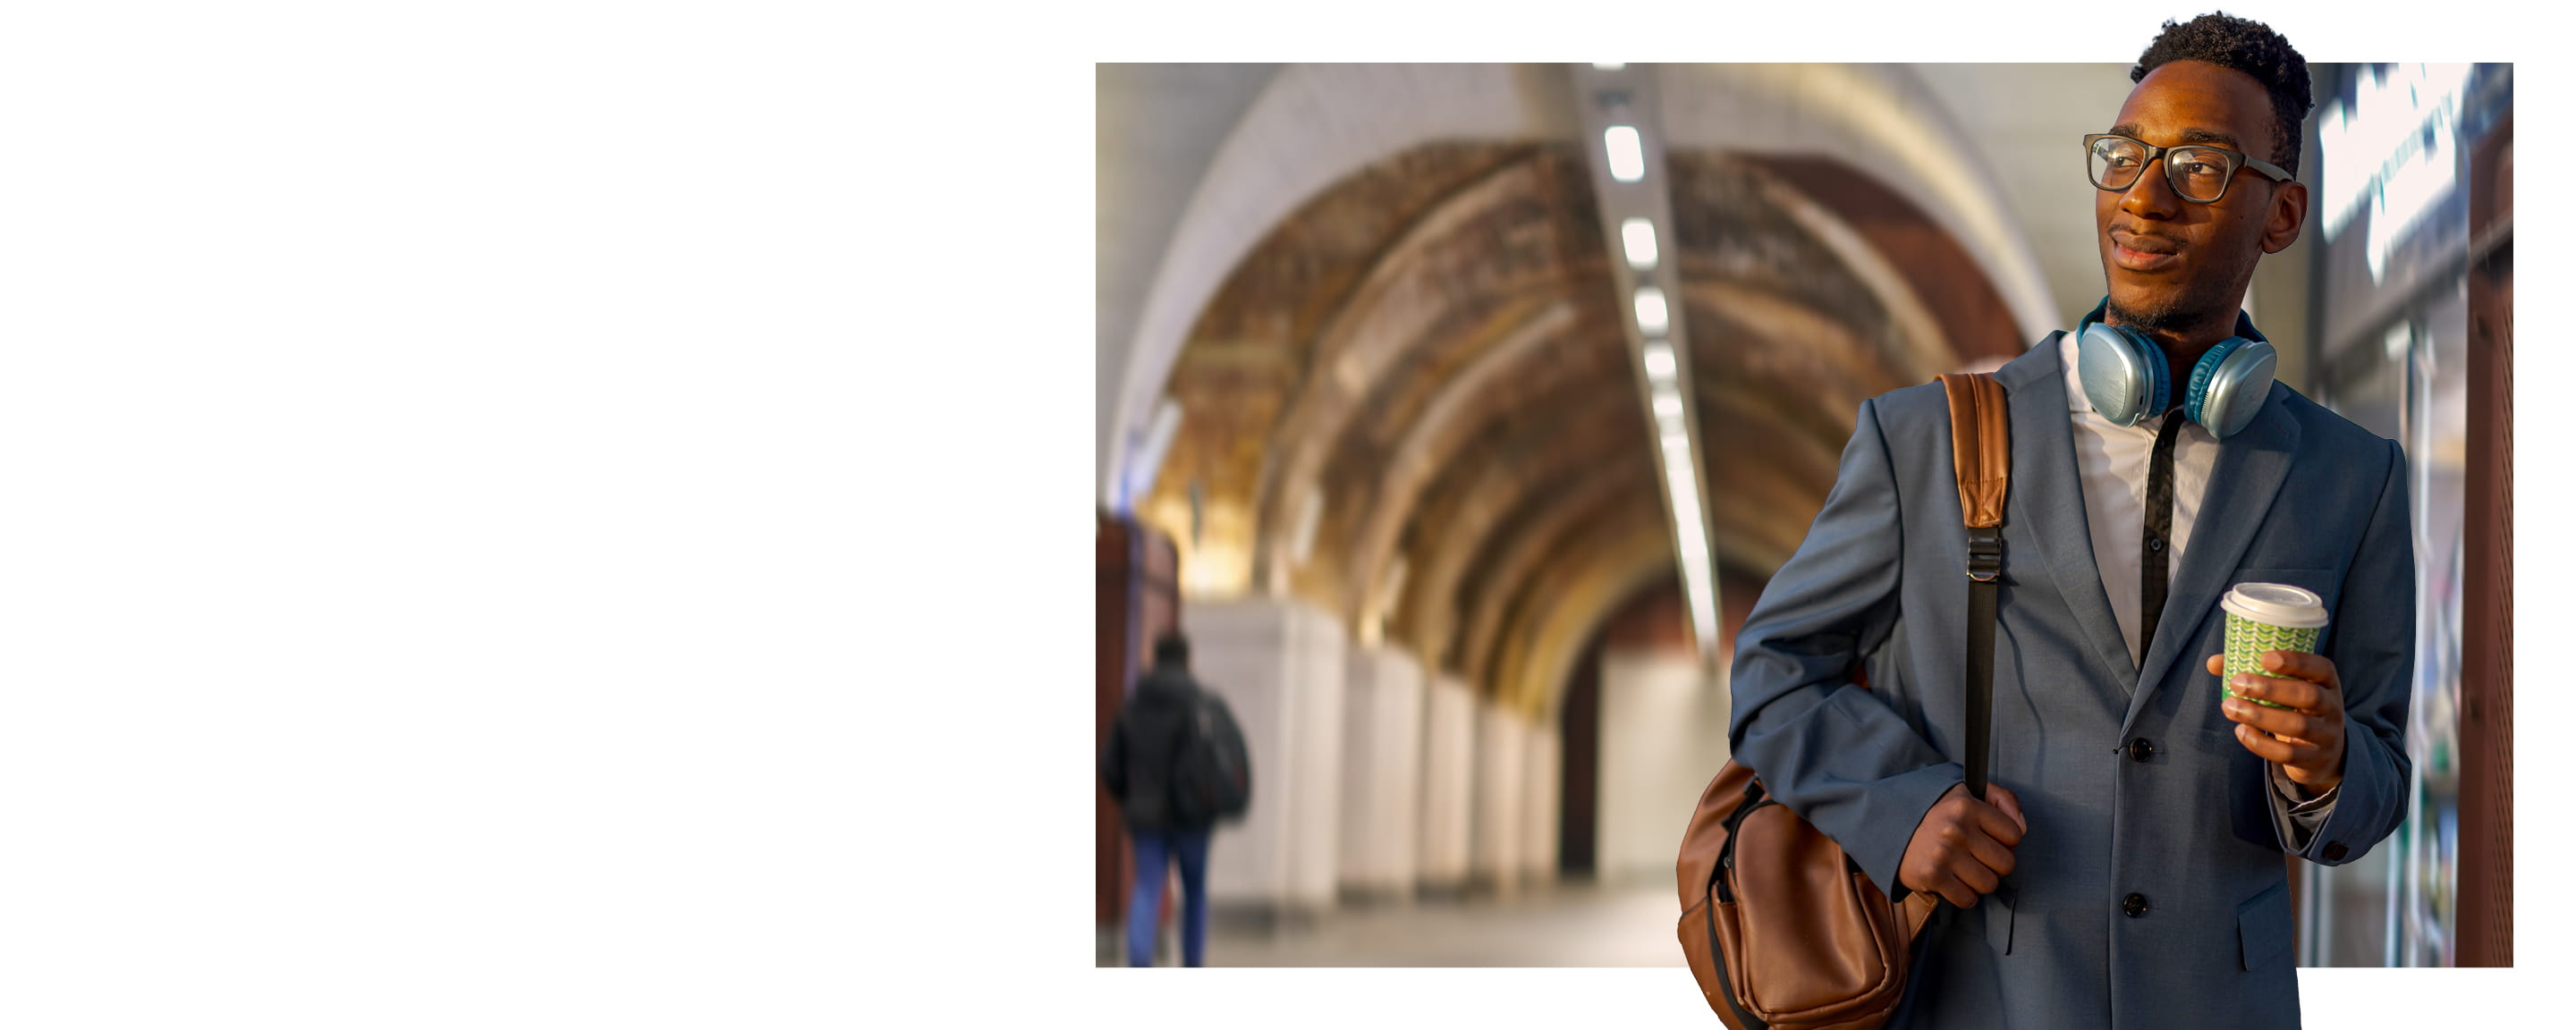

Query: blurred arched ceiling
[{"left": 1101, "top": 63, "right": 2137, "bottom": 719}]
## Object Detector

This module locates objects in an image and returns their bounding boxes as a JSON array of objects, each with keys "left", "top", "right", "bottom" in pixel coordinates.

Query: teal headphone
[{"left": 2074, "top": 298, "right": 2276, "bottom": 439}]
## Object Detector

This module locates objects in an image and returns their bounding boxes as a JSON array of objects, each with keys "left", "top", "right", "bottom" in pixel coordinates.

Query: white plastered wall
[
  {"left": 1417, "top": 672, "right": 1477, "bottom": 891},
  {"left": 1594, "top": 650, "right": 1735, "bottom": 882},
  {"left": 1338, "top": 646, "right": 1425, "bottom": 899},
  {"left": 1520, "top": 720, "right": 1561, "bottom": 882},
  {"left": 1470, "top": 701, "right": 1527, "bottom": 891},
  {"left": 1184, "top": 597, "right": 1347, "bottom": 915}
]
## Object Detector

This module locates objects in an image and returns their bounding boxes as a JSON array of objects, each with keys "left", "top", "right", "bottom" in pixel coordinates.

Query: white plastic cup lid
[{"left": 2221, "top": 582, "right": 2328, "bottom": 629}]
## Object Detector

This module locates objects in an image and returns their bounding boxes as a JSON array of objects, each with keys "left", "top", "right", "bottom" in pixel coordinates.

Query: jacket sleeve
[
  {"left": 1727, "top": 396, "right": 1967, "bottom": 899},
  {"left": 1099, "top": 717, "right": 1129, "bottom": 802},
  {"left": 2281, "top": 435, "right": 2416, "bottom": 865}
]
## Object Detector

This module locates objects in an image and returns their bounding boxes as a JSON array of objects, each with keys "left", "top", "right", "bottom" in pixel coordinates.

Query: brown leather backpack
[{"left": 1676, "top": 373, "right": 2006, "bottom": 1029}]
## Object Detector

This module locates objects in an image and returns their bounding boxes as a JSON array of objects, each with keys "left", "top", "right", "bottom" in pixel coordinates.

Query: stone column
[
  {"left": 1417, "top": 672, "right": 1477, "bottom": 896},
  {"left": 1471, "top": 700, "right": 1527, "bottom": 893},
  {"left": 1339, "top": 645, "right": 1424, "bottom": 902},
  {"left": 1597, "top": 651, "right": 1732, "bottom": 881},
  {"left": 1183, "top": 597, "right": 1346, "bottom": 923},
  {"left": 1521, "top": 719, "right": 1561, "bottom": 882}
]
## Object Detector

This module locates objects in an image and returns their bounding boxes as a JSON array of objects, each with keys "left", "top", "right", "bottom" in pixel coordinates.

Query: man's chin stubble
[{"left": 2101, "top": 269, "right": 2206, "bottom": 333}]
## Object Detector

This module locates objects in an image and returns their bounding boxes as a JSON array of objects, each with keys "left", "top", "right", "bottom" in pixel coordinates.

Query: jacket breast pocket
[{"left": 2236, "top": 880, "right": 2292, "bottom": 970}]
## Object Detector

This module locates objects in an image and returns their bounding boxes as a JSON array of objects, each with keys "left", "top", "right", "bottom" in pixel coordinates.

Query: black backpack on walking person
[{"left": 1168, "top": 688, "right": 1251, "bottom": 826}]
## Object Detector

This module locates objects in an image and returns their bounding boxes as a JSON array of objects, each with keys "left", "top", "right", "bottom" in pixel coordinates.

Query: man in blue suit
[{"left": 1726, "top": 14, "right": 2412, "bottom": 1028}]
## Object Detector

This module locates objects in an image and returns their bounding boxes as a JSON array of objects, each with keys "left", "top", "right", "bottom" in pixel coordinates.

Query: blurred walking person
[{"left": 1100, "top": 631, "right": 1249, "bottom": 967}]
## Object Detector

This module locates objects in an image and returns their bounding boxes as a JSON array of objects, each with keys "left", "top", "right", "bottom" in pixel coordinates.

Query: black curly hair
[{"left": 2131, "top": 12, "right": 2314, "bottom": 177}]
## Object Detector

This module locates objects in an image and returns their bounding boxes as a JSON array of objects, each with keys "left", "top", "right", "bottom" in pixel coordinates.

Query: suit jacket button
[
  {"left": 2123, "top": 892, "right": 2148, "bottom": 917},
  {"left": 2323, "top": 842, "right": 2348, "bottom": 862},
  {"left": 2127, "top": 737, "right": 2155, "bottom": 763}
]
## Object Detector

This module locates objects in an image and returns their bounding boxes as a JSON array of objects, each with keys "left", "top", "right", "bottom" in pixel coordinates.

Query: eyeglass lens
[{"left": 2089, "top": 138, "right": 2237, "bottom": 202}]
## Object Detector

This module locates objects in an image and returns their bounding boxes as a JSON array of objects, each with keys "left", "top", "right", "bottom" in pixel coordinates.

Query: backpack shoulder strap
[
  {"left": 1938, "top": 373, "right": 2009, "bottom": 531},
  {"left": 1936, "top": 372, "right": 2007, "bottom": 802}
]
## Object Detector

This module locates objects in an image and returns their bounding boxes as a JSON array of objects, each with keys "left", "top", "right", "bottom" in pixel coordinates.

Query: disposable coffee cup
[{"left": 2218, "top": 583, "right": 2327, "bottom": 710}]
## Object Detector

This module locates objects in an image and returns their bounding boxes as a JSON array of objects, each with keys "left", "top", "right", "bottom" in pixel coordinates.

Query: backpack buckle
[{"left": 1965, "top": 527, "right": 2004, "bottom": 582}]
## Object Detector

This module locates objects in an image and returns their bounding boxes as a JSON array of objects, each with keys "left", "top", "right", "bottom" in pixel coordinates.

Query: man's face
[{"left": 2095, "top": 60, "right": 2304, "bottom": 333}]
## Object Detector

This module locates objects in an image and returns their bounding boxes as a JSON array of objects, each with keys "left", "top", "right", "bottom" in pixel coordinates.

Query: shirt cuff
[
  {"left": 2270, "top": 763, "right": 2339, "bottom": 815},
  {"left": 2267, "top": 763, "right": 2337, "bottom": 853}
]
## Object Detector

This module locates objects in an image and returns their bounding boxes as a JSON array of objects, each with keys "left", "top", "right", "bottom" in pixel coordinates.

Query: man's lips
[{"left": 2109, "top": 228, "right": 2181, "bottom": 272}]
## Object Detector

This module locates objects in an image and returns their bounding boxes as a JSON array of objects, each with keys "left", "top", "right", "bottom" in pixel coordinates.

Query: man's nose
[{"left": 2119, "top": 163, "right": 2180, "bottom": 220}]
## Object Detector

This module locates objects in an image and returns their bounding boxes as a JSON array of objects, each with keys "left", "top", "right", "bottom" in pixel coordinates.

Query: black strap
[
  {"left": 1965, "top": 566, "right": 1996, "bottom": 800},
  {"left": 1958, "top": 408, "right": 2005, "bottom": 803}
]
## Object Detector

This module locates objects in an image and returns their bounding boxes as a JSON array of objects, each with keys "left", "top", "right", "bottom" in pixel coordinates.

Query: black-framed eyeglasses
[{"left": 2083, "top": 133, "right": 2292, "bottom": 204}]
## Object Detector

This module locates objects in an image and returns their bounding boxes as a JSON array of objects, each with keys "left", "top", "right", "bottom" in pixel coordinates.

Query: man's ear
[{"left": 2260, "top": 180, "right": 2308, "bottom": 255}]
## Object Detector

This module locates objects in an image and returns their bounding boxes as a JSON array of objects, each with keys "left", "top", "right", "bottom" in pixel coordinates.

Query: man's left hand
[{"left": 2203, "top": 650, "right": 2346, "bottom": 796}]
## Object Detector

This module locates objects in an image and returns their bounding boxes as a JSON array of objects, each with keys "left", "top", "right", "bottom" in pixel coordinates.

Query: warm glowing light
[{"left": 1290, "top": 487, "right": 1325, "bottom": 565}]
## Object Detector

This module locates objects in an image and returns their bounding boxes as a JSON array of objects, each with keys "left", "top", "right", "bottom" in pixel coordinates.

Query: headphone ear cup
[
  {"left": 2076, "top": 323, "right": 2168, "bottom": 426},
  {"left": 2190, "top": 338, "right": 2278, "bottom": 439},
  {"left": 2182, "top": 336, "right": 2248, "bottom": 425}
]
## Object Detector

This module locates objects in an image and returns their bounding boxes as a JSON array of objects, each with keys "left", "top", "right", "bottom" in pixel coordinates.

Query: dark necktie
[{"left": 2138, "top": 413, "right": 2184, "bottom": 663}]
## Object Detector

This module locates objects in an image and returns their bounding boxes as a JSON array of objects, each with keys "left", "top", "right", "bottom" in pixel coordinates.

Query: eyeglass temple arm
[{"left": 2243, "top": 155, "right": 2294, "bottom": 182}]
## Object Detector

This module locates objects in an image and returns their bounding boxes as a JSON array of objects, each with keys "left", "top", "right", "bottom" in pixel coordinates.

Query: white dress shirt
[{"left": 2055, "top": 331, "right": 2336, "bottom": 838}]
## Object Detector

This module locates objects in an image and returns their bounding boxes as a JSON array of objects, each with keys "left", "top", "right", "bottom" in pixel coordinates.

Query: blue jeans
[{"left": 1126, "top": 828, "right": 1210, "bottom": 967}]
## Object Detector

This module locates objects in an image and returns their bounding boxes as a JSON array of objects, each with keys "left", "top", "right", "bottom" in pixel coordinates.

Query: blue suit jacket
[{"left": 1726, "top": 336, "right": 2414, "bottom": 1029}]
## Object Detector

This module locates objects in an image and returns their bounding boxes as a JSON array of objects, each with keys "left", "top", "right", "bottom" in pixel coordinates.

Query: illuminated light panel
[
  {"left": 1651, "top": 386, "right": 1682, "bottom": 417},
  {"left": 1593, "top": 63, "right": 1625, "bottom": 71},
  {"left": 1621, "top": 218, "right": 1658, "bottom": 269},
  {"left": 1642, "top": 340, "right": 1674, "bottom": 379},
  {"left": 1604, "top": 125, "right": 1645, "bottom": 182},
  {"left": 1633, "top": 286, "right": 1668, "bottom": 334}
]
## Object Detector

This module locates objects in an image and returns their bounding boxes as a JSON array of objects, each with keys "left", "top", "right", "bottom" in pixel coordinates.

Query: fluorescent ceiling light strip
[
  {"left": 1651, "top": 387, "right": 1682, "bottom": 416},
  {"left": 1621, "top": 218, "right": 1658, "bottom": 269},
  {"left": 1633, "top": 286, "right": 1668, "bottom": 334},
  {"left": 1642, "top": 340, "right": 1675, "bottom": 379},
  {"left": 1605, "top": 125, "right": 1645, "bottom": 182}
]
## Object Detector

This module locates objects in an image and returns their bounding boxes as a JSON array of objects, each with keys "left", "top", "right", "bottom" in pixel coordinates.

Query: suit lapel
[
  {"left": 2121, "top": 382, "right": 2300, "bottom": 738},
  {"left": 1996, "top": 336, "right": 2138, "bottom": 696}
]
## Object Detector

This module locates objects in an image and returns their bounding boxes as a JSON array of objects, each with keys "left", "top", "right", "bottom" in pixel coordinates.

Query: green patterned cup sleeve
[{"left": 2222, "top": 612, "right": 2322, "bottom": 709}]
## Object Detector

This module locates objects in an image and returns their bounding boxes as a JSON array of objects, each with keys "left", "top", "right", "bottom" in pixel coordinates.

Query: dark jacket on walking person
[
  {"left": 1100, "top": 644, "right": 1217, "bottom": 833},
  {"left": 1100, "top": 631, "right": 1220, "bottom": 967}
]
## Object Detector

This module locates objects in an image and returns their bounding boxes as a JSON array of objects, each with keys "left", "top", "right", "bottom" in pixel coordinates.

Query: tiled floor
[{"left": 1097, "top": 876, "right": 1687, "bottom": 967}]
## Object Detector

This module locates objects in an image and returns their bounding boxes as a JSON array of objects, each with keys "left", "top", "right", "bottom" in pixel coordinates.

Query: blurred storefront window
[{"left": 2301, "top": 62, "right": 2510, "bottom": 968}]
